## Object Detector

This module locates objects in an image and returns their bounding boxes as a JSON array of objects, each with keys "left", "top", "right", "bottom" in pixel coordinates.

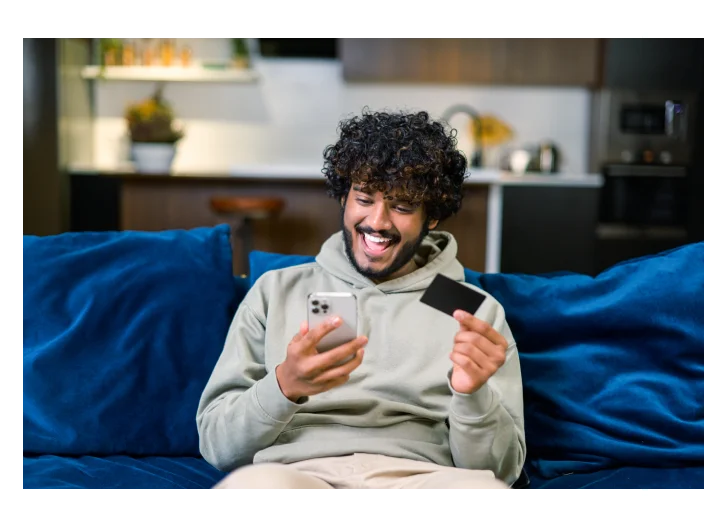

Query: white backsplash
[{"left": 92, "top": 45, "right": 591, "bottom": 174}]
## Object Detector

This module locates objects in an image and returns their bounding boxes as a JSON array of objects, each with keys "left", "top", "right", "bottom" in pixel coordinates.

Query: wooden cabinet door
[
  {"left": 340, "top": 38, "right": 601, "bottom": 86},
  {"left": 340, "top": 33, "right": 491, "bottom": 83},
  {"left": 502, "top": 38, "right": 601, "bottom": 86}
]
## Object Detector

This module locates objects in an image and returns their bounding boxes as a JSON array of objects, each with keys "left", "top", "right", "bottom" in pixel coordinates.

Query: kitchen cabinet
[
  {"left": 502, "top": 39, "right": 601, "bottom": 86},
  {"left": 500, "top": 186, "right": 600, "bottom": 275},
  {"left": 602, "top": 39, "right": 704, "bottom": 91},
  {"left": 340, "top": 38, "right": 601, "bottom": 87}
]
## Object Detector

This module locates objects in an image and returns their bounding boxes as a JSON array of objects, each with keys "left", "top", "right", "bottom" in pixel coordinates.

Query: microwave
[{"left": 590, "top": 90, "right": 697, "bottom": 167}]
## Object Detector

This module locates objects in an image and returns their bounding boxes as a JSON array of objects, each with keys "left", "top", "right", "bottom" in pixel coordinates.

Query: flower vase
[{"left": 131, "top": 143, "right": 176, "bottom": 174}]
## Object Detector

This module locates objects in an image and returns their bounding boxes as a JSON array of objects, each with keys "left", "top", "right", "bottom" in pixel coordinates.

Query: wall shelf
[{"left": 80, "top": 65, "right": 258, "bottom": 83}]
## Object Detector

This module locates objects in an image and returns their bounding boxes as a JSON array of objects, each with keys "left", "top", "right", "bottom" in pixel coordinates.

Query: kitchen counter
[
  {"left": 70, "top": 163, "right": 603, "bottom": 274},
  {"left": 69, "top": 163, "right": 603, "bottom": 187}
]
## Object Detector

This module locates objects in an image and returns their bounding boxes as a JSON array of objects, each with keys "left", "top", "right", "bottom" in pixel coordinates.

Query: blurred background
[{"left": 24, "top": 38, "right": 704, "bottom": 276}]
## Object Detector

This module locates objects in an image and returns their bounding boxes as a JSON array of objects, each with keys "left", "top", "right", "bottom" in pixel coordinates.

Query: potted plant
[
  {"left": 125, "top": 86, "right": 184, "bottom": 174},
  {"left": 231, "top": 38, "right": 251, "bottom": 69},
  {"left": 100, "top": 38, "right": 123, "bottom": 67}
]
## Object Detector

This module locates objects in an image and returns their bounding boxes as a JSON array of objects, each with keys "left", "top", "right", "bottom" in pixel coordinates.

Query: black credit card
[{"left": 419, "top": 273, "right": 487, "bottom": 317}]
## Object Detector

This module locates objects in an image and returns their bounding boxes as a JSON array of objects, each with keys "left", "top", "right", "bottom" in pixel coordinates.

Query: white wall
[{"left": 92, "top": 40, "right": 592, "bottom": 174}]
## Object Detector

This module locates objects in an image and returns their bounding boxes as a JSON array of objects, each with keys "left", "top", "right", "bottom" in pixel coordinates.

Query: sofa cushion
[
  {"left": 248, "top": 250, "right": 315, "bottom": 286},
  {"left": 23, "top": 225, "right": 238, "bottom": 457},
  {"left": 23, "top": 455, "right": 225, "bottom": 489},
  {"left": 528, "top": 465, "right": 704, "bottom": 489},
  {"left": 466, "top": 242, "right": 704, "bottom": 479}
]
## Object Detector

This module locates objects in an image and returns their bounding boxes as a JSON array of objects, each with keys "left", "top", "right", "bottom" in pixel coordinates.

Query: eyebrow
[
  {"left": 393, "top": 199, "right": 418, "bottom": 208},
  {"left": 352, "top": 185, "right": 418, "bottom": 205}
]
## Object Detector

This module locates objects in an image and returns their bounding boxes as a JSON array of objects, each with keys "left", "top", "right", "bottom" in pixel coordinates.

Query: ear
[{"left": 428, "top": 219, "right": 439, "bottom": 230}]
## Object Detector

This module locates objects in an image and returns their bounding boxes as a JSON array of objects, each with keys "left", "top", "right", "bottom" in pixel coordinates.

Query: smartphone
[{"left": 307, "top": 292, "right": 358, "bottom": 353}]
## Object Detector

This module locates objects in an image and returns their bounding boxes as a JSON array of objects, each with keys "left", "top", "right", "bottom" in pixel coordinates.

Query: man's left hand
[{"left": 450, "top": 310, "right": 508, "bottom": 395}]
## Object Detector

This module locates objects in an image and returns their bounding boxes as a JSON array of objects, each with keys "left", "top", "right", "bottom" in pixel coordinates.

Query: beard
[{"left": 341, "top": 204, "right": 430, "bottom": 281}]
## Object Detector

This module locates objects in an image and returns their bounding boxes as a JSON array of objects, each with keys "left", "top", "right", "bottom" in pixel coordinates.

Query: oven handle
[{"left": 605, "top": 165, "right": 687, "bottom": 178}]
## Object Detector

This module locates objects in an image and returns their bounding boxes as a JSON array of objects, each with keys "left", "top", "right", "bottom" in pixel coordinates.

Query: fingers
[
  {"left": 453, "top": 342, "right": 505, "bottom": 371},
  {"left": 453, "top": 310, "right": 508, "bottom": 348},
  {"left": 450, "top": 351, "right": 484, "bottom": 378},
  {"left": 301, "top": 316, "right": 343, "bottom": 349},
  {"left": 309, "top": 335, "right": 368, "bottom": 373},
  {"left": 454, "top": 329, "right": 495, "bottom": 351},
  {"left": 312, "top": 349, "right": 364, "bottom": 384}
]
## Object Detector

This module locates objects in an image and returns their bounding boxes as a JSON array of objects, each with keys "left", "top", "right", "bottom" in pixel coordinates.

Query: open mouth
[{"left": 359, "top": 231, "right": 395, "bottom": 257}]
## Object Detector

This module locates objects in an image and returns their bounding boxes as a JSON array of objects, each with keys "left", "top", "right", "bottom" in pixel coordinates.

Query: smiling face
[{"left": 342, "top": 184, "right": 439, "bottom": 282}]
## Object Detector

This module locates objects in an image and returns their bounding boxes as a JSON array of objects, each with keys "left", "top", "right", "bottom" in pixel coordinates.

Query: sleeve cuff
[
  {"left": 448, "top": 373, "right": 498, "bottom": 422},
  {"left": 253, "top": 369, "right": 307, "bottom": 423}
]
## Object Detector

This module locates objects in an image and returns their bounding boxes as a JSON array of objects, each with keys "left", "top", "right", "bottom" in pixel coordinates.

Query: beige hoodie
[{"left": 197, "top": 231, "right": 526, "bottom": 484}]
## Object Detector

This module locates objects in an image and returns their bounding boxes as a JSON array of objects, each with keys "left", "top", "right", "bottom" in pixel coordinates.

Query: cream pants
[{"left": 214, "top": 453, "right": 508, "bottom": 489}]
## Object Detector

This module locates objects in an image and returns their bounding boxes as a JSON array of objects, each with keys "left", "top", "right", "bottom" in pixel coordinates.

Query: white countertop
[
  {"left": 225, "top": 164, "right": 603, "bottom": 187},
  {"left": 69, "top": 163, "right": 603, "bottom": 188},
  {"left": 465, "top": 169, "right": 603, "bottom": 187}
]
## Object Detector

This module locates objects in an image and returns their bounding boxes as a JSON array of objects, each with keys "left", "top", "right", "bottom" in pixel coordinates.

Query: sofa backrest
[{"left": 23, "top": 225, "right": 244, "bottom": 457}]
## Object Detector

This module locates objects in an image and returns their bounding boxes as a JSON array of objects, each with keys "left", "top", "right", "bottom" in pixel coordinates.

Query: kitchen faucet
[{"left": 441, "top": 104, "right": 483, "bottom": 168}]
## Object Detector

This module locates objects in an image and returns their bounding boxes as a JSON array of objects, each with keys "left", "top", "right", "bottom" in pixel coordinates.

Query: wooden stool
[{"left": 210, "top": 196, "right": 286, "bottom": 275}]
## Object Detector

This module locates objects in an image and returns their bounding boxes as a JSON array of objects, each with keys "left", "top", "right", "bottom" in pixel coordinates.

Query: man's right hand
[{"left": 275, "top": 317, "right": 367, "bottom": 403}]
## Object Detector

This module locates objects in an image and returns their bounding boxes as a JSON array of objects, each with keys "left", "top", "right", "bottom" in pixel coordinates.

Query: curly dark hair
[{"left": 322, "top": 109, "right": 467, "bottom": 222}]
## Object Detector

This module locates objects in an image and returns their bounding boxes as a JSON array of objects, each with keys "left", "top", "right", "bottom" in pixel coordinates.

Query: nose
[{"left": 366, "top": 200, "right": 393, "bottom": 233}]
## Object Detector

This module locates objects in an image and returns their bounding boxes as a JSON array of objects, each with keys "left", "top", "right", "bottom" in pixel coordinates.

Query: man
[{"left": 197, "top": 110, "right": 525, "bottom": 489}]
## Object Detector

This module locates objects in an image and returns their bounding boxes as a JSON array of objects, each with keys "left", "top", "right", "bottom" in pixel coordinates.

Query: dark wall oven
[
  {"left": 590, "top": 89, "right": 697, "bottom": 272},
  {"left": 599, "top": 163, "right": 688, "bottom": 227}
]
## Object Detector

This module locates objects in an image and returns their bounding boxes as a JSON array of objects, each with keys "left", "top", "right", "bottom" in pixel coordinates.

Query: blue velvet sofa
[{"left": 23, "top": 225, "right": 704, "bottom": 488}]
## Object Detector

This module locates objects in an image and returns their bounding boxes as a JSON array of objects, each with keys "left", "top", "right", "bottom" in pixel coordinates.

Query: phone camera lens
[
  {"left": 312, "top": 307, "right": 319, "bottom": 314},
  {"left": 321, "top": 304, "right": 329, "bottom": 310},
  {"left": 311, "top": 300, "right": 319, "bottom": 306}
]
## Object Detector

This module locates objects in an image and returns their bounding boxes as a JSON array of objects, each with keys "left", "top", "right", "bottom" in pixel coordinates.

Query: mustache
[{"left": 355, "top": 224, "right": 401, "bottom": 243}]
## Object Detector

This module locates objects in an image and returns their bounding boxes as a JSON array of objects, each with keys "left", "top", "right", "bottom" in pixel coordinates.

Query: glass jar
[{"left": 160, "top": 39, "right": 175, "bottom": 66}]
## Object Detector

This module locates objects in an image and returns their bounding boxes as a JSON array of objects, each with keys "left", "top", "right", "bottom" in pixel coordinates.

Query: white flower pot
[{"left": 131, "top": 143, "right": 176, "bottom": 174}]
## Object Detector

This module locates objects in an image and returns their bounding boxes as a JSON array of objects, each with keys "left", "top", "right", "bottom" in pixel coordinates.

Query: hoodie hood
[{"left": 315, "top": 230, "right": 465, "bottom": 293}]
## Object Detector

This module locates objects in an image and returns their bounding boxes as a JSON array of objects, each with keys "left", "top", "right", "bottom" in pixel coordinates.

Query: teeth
[{"left": 365, "top": 233, "right": 390, "bottom": 244}]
